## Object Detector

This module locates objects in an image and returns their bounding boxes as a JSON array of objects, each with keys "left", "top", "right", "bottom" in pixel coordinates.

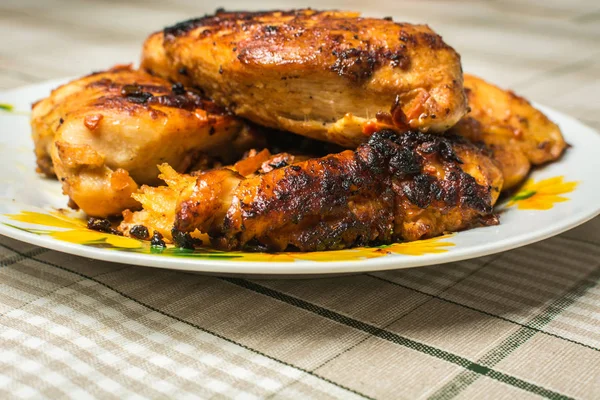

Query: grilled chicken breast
[
  {"left": 141, "top": 9, "right": 468, "bottom": 147},
  {"left": 31, "top": 65, "right": 250, "bottom": 217},
  {"left": 120, "top": 130, "right": 502, "bottom": 251},
  {"left": 451, "top": 74, "right": 567, "bottom": 189}
]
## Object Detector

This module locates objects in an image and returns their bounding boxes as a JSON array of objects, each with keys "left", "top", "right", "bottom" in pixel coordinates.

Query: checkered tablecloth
[
  {"left": 2, "top": 214, "right": 600, "bottom": 399},
  {"left": 2, "top": 0, "right": 600, "bottom": 398}
]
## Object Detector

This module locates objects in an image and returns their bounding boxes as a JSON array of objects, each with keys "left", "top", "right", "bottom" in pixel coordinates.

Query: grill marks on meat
[
  {"left": 171, "top": 130, "right": 502, "bottom": 251},
  {"left": 141, "top": 9, "right": 468, "bottom": 148}
]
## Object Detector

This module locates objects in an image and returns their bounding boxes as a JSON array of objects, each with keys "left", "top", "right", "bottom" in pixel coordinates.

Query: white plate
[{"left": 0, "top": 79, "right": 599, "bottom": 275}]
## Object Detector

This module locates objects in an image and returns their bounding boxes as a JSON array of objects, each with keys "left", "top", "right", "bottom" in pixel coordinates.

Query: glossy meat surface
[
  {"left": 31, "top": 65, "right": 247, "bottom": 217},
  {"left": 451, "top": 74, "right": 567, "bottom": 189},
  {"left": 121, "top": 130, "right": 503, "bottom": 251},
  {"left": 141, "top": 9, "right": 468, "bottom": 147}
]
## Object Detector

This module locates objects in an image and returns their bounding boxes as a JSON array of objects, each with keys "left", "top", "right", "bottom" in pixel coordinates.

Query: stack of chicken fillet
[{"left": 31, "top": 9, "right": 567, "bottom": 252}]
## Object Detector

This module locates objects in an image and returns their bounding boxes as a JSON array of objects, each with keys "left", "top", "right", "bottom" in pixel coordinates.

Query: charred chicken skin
[
  {"left": 141, "top": 9, "right": 468, "bottom": 147},
  {"left": 451, "top": 74, "right": 567, "bottom": 189},
  {"left": 120, "top": 130, "right": 503, "bottom": 252},
  {"left": 31, "top": 65, "right": 252, "bottom": 217}
]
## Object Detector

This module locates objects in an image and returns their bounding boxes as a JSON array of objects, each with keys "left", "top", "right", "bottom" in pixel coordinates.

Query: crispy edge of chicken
[
  {"left": 119, "top": 149, "right": 310, "bottom": 242},
  {"left": 451, "top": 74, "right": 567, "bottom": 190},
  {"left": 141, "top": 9, "right": 468, "bottom": 148},
  {"left": 31, "top": 65, "right": 249, "bottom": 217},
  {"left": 120, "top": 130, "right": 503, "bottom": 252}
]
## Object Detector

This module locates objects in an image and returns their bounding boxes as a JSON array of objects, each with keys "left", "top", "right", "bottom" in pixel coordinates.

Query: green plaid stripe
[
  {"left": 429, "top": 265, "right": 600, "bottom": 399},
  {"left": 223, "top": 278, "right": 573, "bottom": 399},
  {"left": 368, "top": 274, "right": 600, "bottom": 353},
  {"left": 1, "top": 247, "right": 48, "bottom": 267}
]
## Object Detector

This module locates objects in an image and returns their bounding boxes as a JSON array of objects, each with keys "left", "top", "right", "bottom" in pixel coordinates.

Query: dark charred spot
[
  {"left": 268, "top": 159, "right": 288, "bottom": 169},
  {"left": 164, "top": 9, "right": 304, "bottom": 39},
  {"left": 171, "top": 82, "right": 186, "bottom": 95},
  {"left": 87, "top": 217, "right": 112, "bottom": 233},
  {"left": 263, "top": 25, "right": 278, "bottom": 34},
  {"left": 439, "top": 141, "right": 463, "bottom": 163},
  {"left": 398, "top": 30, "right": 417, "bottom": 45},
  {"left": 164, "top": 17, "right": 207, "bottom": 39},
  {"left": 150, "top": 231, "right": 166, "bottom": 248},
  {"left": 290, "top": 165, "right": 302, "bottom": 171},
  {"left": 331, "top": 48, "right": 378, "bottom": 81},
  {"left": 388, "top": 52, "right": 411, "bottom": 70},
  {"left": 147, "top": 89, "right": 209, "bottom": 111},
  {"left": 218, "top": 65, "right": 223, "bottom": 74},
  {"left": 209, "top": 126, "right": 216, "bottom": 135},
  {"left": 420, "top": 137, "right": 463, "bottom": 164},
  {"left": 383, "top": 16, "right": 393, "bottom": 21},
  {"left": 459, "top": 172, "right": 492, "bottom": 213},
  {"left": 391, "top": 95, "right": 410, "bottom": 130},
  {"left": 178, "top": 67, "right": 188, "bottom": 76},
  {"left": 129, "top": 225, "right": 150, "bottom": 240},
  {"left": 171, "top": 227, "right": 196, "bottom": 249},
  {"left": 402, "top": 174, "right": 436, "bottom": 208},
  {"left": 121, "top": 84, "right": 154, "bottom": 104},
  {"left": 242, "top": 238, "right": 270, "bottom": 252},
  {"left": 389, "top": 148, "right": 421, "bottom": 177},
  {"left": 419, "top": 32, "right": 451, "bottom": 50}
]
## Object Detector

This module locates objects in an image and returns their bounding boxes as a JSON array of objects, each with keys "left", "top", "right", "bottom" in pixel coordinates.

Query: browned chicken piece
[
  {"left": 120, "top": 164, "right": 200, "bottom": 242},
  {"left": 31, "top": 65, "right": 254, "bottom": 217},
  {"left": 450, "top": 74, "right": 567, "bottom": 190},
  {"left": 120, "top": 130, "right": 503, "bottom": 251},
  {"left": 141, "top": 9, "right": 468, "bottom": 148},
  {"left": 120, "top": 149, "right": 310, "bottom": 242}
]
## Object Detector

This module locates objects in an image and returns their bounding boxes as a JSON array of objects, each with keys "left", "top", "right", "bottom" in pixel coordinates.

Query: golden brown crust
[
  {"left": 31, "top": 65, "right": 248, "bottom": 217},
  {"left": 141, "top": 9, "right": 468, "bottom": 147}
]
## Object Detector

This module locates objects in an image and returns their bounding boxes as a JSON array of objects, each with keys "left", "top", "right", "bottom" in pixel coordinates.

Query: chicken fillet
[
  {"left": 141, "top": 9, "right": 468, "bottom": 147},
  {"left": 121, "top": 130, "right": 502, "bottom": 251},
  {"left": 451, "top": 74, "right": 567, "bottom": 189},
  {"left": 31, "top": 65, "right": 249, "bottom": 217}
]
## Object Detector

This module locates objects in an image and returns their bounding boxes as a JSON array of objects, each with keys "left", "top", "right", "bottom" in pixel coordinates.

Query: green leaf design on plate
[
  {"left": 511, "top": 189, "right": 536, "bottom": 202},
  {"left": 0, "top": 103, "right": 14, "bottom": 112}
]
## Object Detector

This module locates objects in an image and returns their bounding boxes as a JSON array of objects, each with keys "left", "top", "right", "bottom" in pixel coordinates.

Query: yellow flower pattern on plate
[
  {"left": 3, "top": 210, "right": 455, "bottom": 262},
  {"left": 507, "top": 176, "right": 578, "bottom": 210},
  {"left": 6, "top": 210, "right": 142, "bottom": 249}
]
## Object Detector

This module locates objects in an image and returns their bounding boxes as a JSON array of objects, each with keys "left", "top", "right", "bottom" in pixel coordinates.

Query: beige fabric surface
[{"left": 1, "top": 0, "right": 600, "bottom": 399}]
